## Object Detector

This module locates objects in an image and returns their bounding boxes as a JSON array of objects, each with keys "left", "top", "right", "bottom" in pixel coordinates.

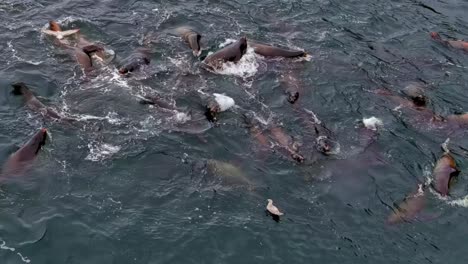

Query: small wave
[
  {"left": 85, "top": 142, "right": 121, "bottom": 162},
  {"left": 449, "top": 195, "right": 468, "bottom": 207},
  {"left": 72, "top": 112, "right": 124, "bottom": 125},
  {"left": 362, "top": 116, "right": 383, "bottom": 131},
  {"left": 7, "top": 41, "right": 43, "bottom": 65}
]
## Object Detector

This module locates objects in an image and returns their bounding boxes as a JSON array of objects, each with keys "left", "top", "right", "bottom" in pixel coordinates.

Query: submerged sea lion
[
  {"left": 431, "top": 141, "right": 459, "bottom": 196},
  {"left": 1, "top": 128, "right": 48, "bottom": 177},
  {"left": 203, "top": 37, "right": 248, "bottom": 70},
  {"left": 176, "top": 27, "right": 202, "bottom": 56},
  {"left": 387, "top": 185, "right": 426, "bottom": 224},
  {"left": 194, "top": 159, "right": 254, "bottom": 188},
  {"left": 243, "top": 113, "right": 304, "bottom": 162},
  {"left": 430, "top": 32, "right": 468, "bottom": 51},
  {"left": 12, "top": 82, "right": 62, "bottom": 120},
  {"left": 280, "top": 71, "right": 301, "bottom": 104},
  {"left": 249, "top": 41, "right": 306, "bottom": 58},
  {"left": 119, "top": 49, "right": 151, "bottom": 74}
]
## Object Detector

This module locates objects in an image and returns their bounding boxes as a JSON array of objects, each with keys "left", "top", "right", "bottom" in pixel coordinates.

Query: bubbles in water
[{"left": 86, "top": 142, "right": 121, "bottom": 162}]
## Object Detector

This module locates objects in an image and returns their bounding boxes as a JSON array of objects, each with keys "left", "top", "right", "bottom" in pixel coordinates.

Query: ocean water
[{"left": 1, "top": 0, "right": 468, "bottom": 263}]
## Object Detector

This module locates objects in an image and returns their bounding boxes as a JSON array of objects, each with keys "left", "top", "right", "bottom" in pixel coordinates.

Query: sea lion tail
[
  {"left": 11, "top": 82, "right": 29, "bottom": 95},
  {"left": 49, "top": 20, "right": 62, "bottom": 32}
]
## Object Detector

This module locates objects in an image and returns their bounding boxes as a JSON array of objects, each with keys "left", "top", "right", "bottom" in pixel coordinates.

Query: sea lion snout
[
  {"left": 49, "top": 20, "right": 62, "bottom": 32},
  {"left": 205, "top": 100, "right": 220, "bottom": 122},
  {"left": 430, "top": 32, "right": 442, "bottom": 41},
  {"left": 11, "top": 82, "right": 28, "bottom": 95},
  {"left": 286, "top": 90, "right": 299, "bottom": 104}
]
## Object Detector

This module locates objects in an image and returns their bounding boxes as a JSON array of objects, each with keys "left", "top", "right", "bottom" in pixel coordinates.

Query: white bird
[
  {"left": 266, "top": 199, "right": 284, "bottom": 216},
  {"left": 42, "top": 29, "right": 80, "bottom": 40}
]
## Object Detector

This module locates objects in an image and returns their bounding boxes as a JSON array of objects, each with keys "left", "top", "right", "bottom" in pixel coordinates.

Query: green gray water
[{"left": 1, "top": 0, "right": 468, "bottom": 263}]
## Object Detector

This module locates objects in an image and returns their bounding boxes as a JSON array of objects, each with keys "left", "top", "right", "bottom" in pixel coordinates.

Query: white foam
[
  {"left": 7, "top": 41, "right": 43, "bottom": 65},
  {"left": 213, "top": 93, "right": 235, "bottom": 111},
  {"left": 73, "top": 112, "right": 123, "bottom": 125},
  {"left": 85, "top": 143, "right": 121, "bottom": 162},
  {"left": 362, "top": 116, "right": 383, "bottom": 131},
  {"left": 174, "top": 111, "right": 191, "bottom": 123},
  {"left": 216, "top": 47, "right": 259, "bottom": 78},
  {"left": 449, "top": 195, "right": 468, "bottom": 207},
  {"left": 219, "top": 38, "right": 236, "bottom": 48}
]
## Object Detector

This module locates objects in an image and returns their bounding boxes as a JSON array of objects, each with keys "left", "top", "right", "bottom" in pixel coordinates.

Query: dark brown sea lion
[
  {"left": 118, "top": 49, "right": 151, "bottom": 74},
  {"left": 203, "top": 37, "right": 248, "bottom": 70},
  {"left": 249, "top": 41, "right": 306, "bottom": 58},
  {"left": 387, "top": 185, "right": 426, "bottom": 224},
  {"left": 12, "top": 82, "right": 62, "bottom": 120},
  {"left": 1, "top": 128, "right": 48, "bottom": 177},
  {"left": 431, "top": 32, "right": 468, "bottom": 51},
  {"left": 176, "top": 27, "right": 202, "bottom": 56}
]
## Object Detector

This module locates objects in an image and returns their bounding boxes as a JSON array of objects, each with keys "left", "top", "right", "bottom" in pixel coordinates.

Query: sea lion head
[
  {"left": 118, "top": 56, "right": 150, "bottom": 74},
  {"left": 49, "top": 21, "right": 62, "bottom": 32},
  {"left": 11, "top": 82, "right": 28, "bottom": 95},
  {"left": 316, "top": 136, "right": 335, "bottom": 155},
  {"left": 285, "top": 89, "right": 299, "bottom": 104},
  {"left": 239, "top": 36, "right": 248, "bottom": 56},
  {"left": 82, "top": 44, "right": 105, "bottom": 56},
  {"left": 205, "top": 100, "right": 220, "bottom": 122},
  {"left": 430, "top": 32, "right": 442, "bottom": 41},
  {"left": 403, "top": 84, "right": 427, "bottom": 107}
]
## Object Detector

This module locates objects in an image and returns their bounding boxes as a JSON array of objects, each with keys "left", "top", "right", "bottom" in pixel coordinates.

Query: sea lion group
[{"left": 2, "top": 19, "right": 468, "bottom": 224}]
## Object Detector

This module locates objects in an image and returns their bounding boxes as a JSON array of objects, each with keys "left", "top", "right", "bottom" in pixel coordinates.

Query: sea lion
[
  {"left": 45, "top": 20, "right": 107, "bottom": 72},
  {"left": 249, "top": 41, "right": 306, "bottom": 58},
  {"left": 387, "top": 185, "right": 426, "bottom": 224},
  {"left": 430, "top": 32, "right": 468, "bottom": 51},
  {"left": 176, "top": 27, "right": 202, "bottom": 56},
  {"left": 267, "top": 126, "right": 304, "bottom": 163},
  {"left": 118, "top": 49, "right": 151, "bottom": 74},
  {"left": 431, "top": 141, "right": 459, "bottom": 196},
  {"left": 280, "top": 71, "right": 301, "bottom": 104},
  {"left": 194, "top": 159, "right": 253, "bottom": 188},
  {"left": 203, "top": 37, "right": 248, "bottom": 70},
  {"left": 1, "top": 128, "right": 48, "bottom": 177},
  {"left": 12, "top": 82, "right": 62, "bottom": 120}
]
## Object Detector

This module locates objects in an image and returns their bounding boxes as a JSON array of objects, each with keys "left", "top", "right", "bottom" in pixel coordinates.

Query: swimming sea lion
[
  {"left": 431, "top": 142, "right": 459, "bottom": 196},
  {"left": 430, "top": 32, "right": 468, "bottom": 51},
  {"left": 1, "top": 128, "right": 48, "bottom": 177},
  {"left": 249, "top": 41, "right": 306, "bottom": 58},
  {"left": 203, "top": 36, "right": 248, "bottom": 70},
  {"left": 280, "top": 71, "right": 302, "bottom": 104},
  {"left": 12, "top": 82, "right": 62, "bottom": 120},
  {"left": 119, "top": 49, "right": 151, "bottom": 74},
  {"left": 176, "top": 27, "right": 202, "bottom": 56},
  {"left": 387, "top": 185, "right": 426, "bottom": 224}
]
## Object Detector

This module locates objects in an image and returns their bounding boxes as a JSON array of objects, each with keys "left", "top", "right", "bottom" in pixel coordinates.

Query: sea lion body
[
  {"left": 249, "top": 42, "right": 306, "bottom": 58},
  {"left": 387, "top": 186, "right": 426, "bottom": 224},
  {"left": 1, "top": 128, "right": 48, "bottom": 177},
  {"left": 203, "top": 37, "right": 247, "bottom": 70},
  {"left": 12, "top": 83, "right": 62, "bottom": 120},
  {"left": 119, "top": 50, "right": 151, "bottom": 74},
  {"left": 176, "top": 27, "right": 202, "bottom": 56},
  {"left": 430, "top": 32, "right": 468, "bottom": 52}
]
